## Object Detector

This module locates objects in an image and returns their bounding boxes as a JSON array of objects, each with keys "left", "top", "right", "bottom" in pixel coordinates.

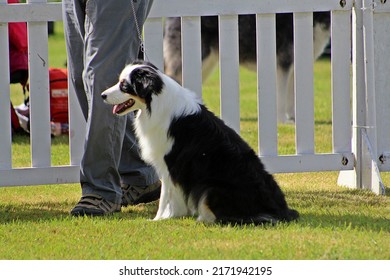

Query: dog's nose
[{"left": 101, "top": 93, "right": 107, "bottom": 100}]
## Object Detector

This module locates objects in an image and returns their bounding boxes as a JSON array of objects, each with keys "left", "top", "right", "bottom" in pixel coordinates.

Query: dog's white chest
[{"left": 134, "top": 118, "right": 173, "bottom": 175}]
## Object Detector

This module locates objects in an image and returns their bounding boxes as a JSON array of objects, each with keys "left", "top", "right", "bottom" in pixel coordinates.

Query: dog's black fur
[{"left": 165, "top": 104, "right": 299, "bottom": 224}]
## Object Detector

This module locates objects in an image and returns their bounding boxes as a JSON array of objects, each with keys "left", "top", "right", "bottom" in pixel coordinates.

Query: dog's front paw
[
  {"left": 152, "top": 208, "right": 171, "bottom": 220},
  {"left": 153, "top": 207, "right": 189, "bottom": 220}
]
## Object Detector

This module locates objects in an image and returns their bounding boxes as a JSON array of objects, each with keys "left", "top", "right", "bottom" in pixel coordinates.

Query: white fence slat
[
  {"left": 28, "top": 20, "right": 51, "bottom": 167},
  {"left": 143, "top": 18, "right": 164, "bottom": 71},
  {"left": 181, "top": 16, "right": 202, "bottom": 96},
  {"left": 149, "top": 0, "right": 354, "bottom": 18},
  {"left": 0, "top": 20, "right": 12, "bottom": 170},
  {"left": 257, "top": 14, "right": 278, "bottom": 156},
  {"left": 219, "top": 15, "right": 240, "bottom": 133},
  {"left": 294, "top": 12, "right": 315, "bottom": 154},
  {"left": 331, "top": 10, "right": 352, "bottom": 154}
]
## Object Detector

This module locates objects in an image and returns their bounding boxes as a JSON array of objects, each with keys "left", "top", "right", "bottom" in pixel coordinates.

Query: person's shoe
[
  {"left": 121, "top": 181, "right": 161, "bottom": 206},
  {"left": 70, "top": 194, "right": 121, "bottom": 216}
]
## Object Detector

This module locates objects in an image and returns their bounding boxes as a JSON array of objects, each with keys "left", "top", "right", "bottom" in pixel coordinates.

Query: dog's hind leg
[{"left": 196, "top": 194, "right": 217, "bottom": 224}]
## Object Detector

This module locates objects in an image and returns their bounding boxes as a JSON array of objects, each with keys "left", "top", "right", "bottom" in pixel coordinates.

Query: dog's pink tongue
[{"left": 113, "top": 104, "right": 120, "bottom": 114}]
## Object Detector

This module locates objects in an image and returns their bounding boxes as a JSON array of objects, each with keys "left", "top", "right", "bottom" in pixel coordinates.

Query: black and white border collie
[{"left": 102, "top": 60, "right": 298, "bottom": 225}]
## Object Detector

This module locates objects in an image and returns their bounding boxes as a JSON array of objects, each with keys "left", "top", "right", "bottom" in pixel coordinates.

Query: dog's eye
[{"left": 119, "top": 79, "right": 133, "bottom": 93}]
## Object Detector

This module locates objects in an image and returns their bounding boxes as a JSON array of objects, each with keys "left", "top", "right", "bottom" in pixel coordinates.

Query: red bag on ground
[{"left": 49, "top": 68, "right": 69, "bottom": 124}]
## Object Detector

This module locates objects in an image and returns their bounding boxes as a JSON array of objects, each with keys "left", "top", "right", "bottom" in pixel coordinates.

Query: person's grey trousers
[{"left": 62, "top": 0, "right": 159, "bottom": 204}]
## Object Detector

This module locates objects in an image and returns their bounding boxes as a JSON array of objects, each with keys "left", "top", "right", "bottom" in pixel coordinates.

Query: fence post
[{"left": 337, "top": 0, "right": 385, "bottom": 195}]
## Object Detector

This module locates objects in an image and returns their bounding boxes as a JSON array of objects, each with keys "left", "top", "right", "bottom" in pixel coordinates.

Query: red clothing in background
[{"left": 8, "top": 0, "right": 28, "bottom": 82}]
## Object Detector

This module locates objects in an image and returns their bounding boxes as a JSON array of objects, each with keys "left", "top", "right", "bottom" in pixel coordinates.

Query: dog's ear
[{"left": 130, "top": 66, "right": 163, "bottom": 98}]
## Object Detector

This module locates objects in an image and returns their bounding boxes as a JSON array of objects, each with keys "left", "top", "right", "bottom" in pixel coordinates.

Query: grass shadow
[
  {"left": 315, "top": 120, "right": 333, "bottom": 125},
  {"left": 0, "top": 200, "right": 159, "bottom": 224},
  {"left": 383, "top": 185, "right": 390, "bottom": 196},
  {"left": 0, "top": 202, "right": 69, "bottom": 224},
  {"left": 11, "top": 134, "right": 30, "bottom": 144}
]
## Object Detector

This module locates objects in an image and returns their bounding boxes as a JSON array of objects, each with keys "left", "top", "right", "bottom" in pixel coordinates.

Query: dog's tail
[{"left": 285, "top": 208, "right": 299, "bottom": 222}]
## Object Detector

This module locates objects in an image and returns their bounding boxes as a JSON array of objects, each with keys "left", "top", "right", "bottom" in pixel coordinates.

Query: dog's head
[{"left": 101, "top": 60, "right": 164, "bottom": 116}]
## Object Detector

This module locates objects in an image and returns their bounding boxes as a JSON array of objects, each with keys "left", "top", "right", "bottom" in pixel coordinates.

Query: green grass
[
  {"left": 1, "top": 177, "right": 389, "bottom": 259},
  {"left": 2, "top": 24, "right": 389, "bottom": 260}
]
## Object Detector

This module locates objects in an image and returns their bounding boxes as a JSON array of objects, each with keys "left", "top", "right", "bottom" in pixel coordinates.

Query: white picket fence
[{"left": 0, "top": 0, "right": 388, "bottom": 195}]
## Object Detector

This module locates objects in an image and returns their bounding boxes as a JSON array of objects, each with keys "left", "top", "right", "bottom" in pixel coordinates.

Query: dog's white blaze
[{"left": 102, "top": 83, "right": 129, "bottom": 105}]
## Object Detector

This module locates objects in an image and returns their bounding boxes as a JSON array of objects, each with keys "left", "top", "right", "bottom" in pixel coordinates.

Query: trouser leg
[{"left": 63, "top": 0, "right": 158, "bottom": 204}]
